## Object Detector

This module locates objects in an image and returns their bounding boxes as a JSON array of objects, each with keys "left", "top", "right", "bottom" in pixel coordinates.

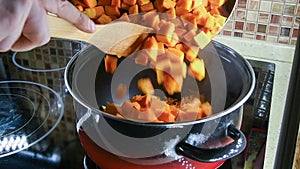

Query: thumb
[{"left": 41, "top": 0, "right": 95, "bottom": 33}]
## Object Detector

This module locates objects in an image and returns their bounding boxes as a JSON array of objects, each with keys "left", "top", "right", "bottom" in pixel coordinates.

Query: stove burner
[
  {"left": 12, "top": 39, "right": 84, "bottom": 72},
  {"left": 0, "top": 80, "right": 64, "bottom": 158}
]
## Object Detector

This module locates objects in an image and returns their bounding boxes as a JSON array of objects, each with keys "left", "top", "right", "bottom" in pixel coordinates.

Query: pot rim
[{"left": 64, "top": 41, "right": 256, "bottom": 127}]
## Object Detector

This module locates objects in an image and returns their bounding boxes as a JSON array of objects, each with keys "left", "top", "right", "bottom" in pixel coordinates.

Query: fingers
[
  {"left": 0, "top": 0, "right": 32, "bottom": 52},
  {"left": 11, "top": 0, "right": 50, "bottom": 51},
  {"left": 42, "top": 0, "right": 95, "bottom": 33}
]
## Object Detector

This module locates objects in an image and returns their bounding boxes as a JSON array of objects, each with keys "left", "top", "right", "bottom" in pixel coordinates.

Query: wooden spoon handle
[{"left": 48, "top": 15, "right": 152, "bottom": 56}]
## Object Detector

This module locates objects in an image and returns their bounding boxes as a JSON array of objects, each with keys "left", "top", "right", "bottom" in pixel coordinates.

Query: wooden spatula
[{"left": 48, "top": 15, "right": 153, "bottom": 56}]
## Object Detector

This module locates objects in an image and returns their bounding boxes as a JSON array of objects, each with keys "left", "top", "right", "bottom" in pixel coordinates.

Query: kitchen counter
[{"left": 214, "top": 35, "right": 296, "bottom": 169}]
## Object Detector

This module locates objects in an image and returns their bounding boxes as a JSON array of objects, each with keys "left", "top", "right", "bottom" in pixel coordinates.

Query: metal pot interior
[{"left": 65, "top": 40, "right": 255, "bottom": 125}]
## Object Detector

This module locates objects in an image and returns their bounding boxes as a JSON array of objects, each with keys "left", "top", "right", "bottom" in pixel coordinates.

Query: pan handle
[{"left": 175, "top": 124, "right": 246, "bottom": 162}]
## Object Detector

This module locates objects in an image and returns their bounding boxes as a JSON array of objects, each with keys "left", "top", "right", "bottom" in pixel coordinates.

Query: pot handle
[{"left": 175, "top": 124, "right": 246, "bottom": 162}]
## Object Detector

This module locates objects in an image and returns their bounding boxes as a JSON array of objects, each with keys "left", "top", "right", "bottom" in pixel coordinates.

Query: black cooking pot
[{"left": 64, "top": 40, "right": 255, "bottom": 165}]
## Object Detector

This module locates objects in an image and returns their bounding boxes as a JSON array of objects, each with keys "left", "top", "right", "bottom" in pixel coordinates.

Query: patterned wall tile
[{"left": 219, "top": 0, "right": 299, "bottom": 45}]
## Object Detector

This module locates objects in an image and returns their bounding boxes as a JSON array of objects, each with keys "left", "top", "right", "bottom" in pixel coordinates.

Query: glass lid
[{"left": 0, "top": 80, "right": 64, "bottom": 158}]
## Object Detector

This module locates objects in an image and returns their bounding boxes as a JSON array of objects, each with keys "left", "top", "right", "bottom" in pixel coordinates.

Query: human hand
[{"left": 0, "top": 0, "right": 95, "bottom": 52}]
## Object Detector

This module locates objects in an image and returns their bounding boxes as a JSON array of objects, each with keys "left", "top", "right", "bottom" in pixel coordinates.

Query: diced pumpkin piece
[
  {"left": 137, "top": 78, "right": 155, "bottom": 94},
  {"left": 123, "top": 0, "right": 137, "bottom": 6},
  {"left": 137, "top": 0, "right": 151, "bottom": 5},
  {"left": 174, "top": 28, "right": 187, "bottom": 40},
  {"left": 177, "top": 99, "right": 200, "bottom": 121},
  {"left": 185, "top": 46, "right": 200, "bottom": 62},
  {"left": 95, "top": 6, "right": 105, "bottom": 16},
  {"left": 214, "top": 14, "right": 227, "bottom": 26},
  {"left": 183, "top": 29, "right": 197, "bottom": 43},
  {"left": 165, "top": 7, "right": 176, "bottom": 19},
  {"left": 104, "top": 54, "right": 118, "bottom": 73},
  {"left": 131, "top": 101, "right": 141, "bottom": 110},
  {"left": 128, "top": 4, "right": 139, "bottom": 14},
  {"left": 169, "top": 105, "right": 179, "bottom": 117},
  {"left": 210, "top": 7, "right": 221, "bottom": 15},
  {"left": 142, "top": 36, "right": 158, "bottom": 62},
  {"left": 167, "top": 33, "right": 179, "bottom": 47},
  {"left": 156, "top": 69, "right": 164, "bottom": 85},
  {"left": 162, "top": 0, "right": 176, "bottom": 9},
  {"left": 158, "top": 110, "right": 176, "bottom": 122},
  {"left": 158, "top": 21, "right": 176, "bottom": 35},
  {"left": 204, "top": 13, "right": 215, "bottom": 30},
  {"left": 198, "top": 102, "right": 212, "bottom": 118},
  {"left": 131, "top": 94, "right": 151, "bottom": 109},
  {"left": 170, "top": 61, "right": 187, "bottom": 78},
  {"left": 142, "top": 12, "right": 161, "bottom": 30},
  {"left": 175, "top": 6, "right": 189, "bottom": 16},
  {"left": 153, "top": 0, "right": 166, "bottom": 12},
  {"left": 121, "top": 2, "right": 130, "bottom": 10},
  {"left": 194, "top": 31, "right": 211, "bottom": 49},
  {"left": 84, "top": 8, "right": 98, "bottom": 19},
  {"left": 135, "top": 51, "right": 149, "bottom": 66},
  {"left": 201, "top": 102, "right": 212, "bottom": 116},
  {"left": 153, "top": 54, "right": 171, "bottom": 72},
  {"left": 156, "top": 21, "right": 175, "bottom": 44},
  {"left": 209, "top": 0, "right": 226, "bottom": 7},
  {"left": 120, "top": 101, "right": 140, "bottom": 119},
  {"left": 105, "top": 5, "right": 120, "bottom": 16},
  {"left": 177, "top": 0, "right": 193, "bottom": 11},
  {"left": 140, "top": 2, "right": 154, "bottom": 12},
  {"left": 191, "top": 0, "right": 204, "bottom": 9},
  {"left": 163, "top": 73, "right": 182, "bottom": 95},
  {"left": 148, "top": 96, "right": 167, "bottom": 118},
  {"left": 116, "top": 113, "right": 125, "bottom": 118},
  {"left": 188, "top": 58, "right": 205, "bottom": 81},
  {"left": 98, "top": 0, "right": 111, "bottom": 5},
  {"left": 157, "top": 42, "right": 165, "bottom": 55},
  {"left": 111, "top": 0, "right": 121, "bottom": 7},
  {"left": 83, "top": 0, "right": 97, "bottom": 8},
  {"left": 166, "top": 47, "right": 184, "bottom": 62},
  {"left": 95, "top": 13, "right": 113, "bottom": 24},
  {"left": 105, "top": 102, "right": 121, "bottom": 115}
]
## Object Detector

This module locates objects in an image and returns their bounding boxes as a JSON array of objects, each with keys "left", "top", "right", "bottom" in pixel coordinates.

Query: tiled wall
[{"left": 219, "top": 0, "right": 299, "bottom": 45}]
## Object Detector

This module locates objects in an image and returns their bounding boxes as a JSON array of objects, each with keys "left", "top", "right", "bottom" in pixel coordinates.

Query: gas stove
[{"left": 0, "top": 38, "right": 275, "bottom": 169}]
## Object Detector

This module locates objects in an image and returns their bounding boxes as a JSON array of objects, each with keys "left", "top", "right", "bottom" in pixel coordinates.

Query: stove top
[{"left": 0, "top": 39, "right": 275, "bottom": 169}]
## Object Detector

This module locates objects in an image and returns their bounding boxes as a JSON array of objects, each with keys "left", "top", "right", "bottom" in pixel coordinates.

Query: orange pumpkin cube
[
  {"left": 98, "top": 0, "right": 111, "bottom": 6},
  {"left": 177, "top": 0, "right": 193, "bottom": 11},
  {"left": 137, "top": 0, "right": 151, "bottom": 5},
  {"left": 111, "top": 0, "right": 121, "bottom": 7},
  {"left": 105, "top": 6, "right": 120, "bottom": 16},
  {"left": 128, "top": 4, "right": 139, "bottom": 14},
  {"left": 194, "top": 31, "right": 211, "bottom": 49},
  {"left": 123, "top": 0, "right": 137, "bottom": 6},
  {"left": 166, "top": 47, "right": 184, "bottom": 62},
  {"left": 104, "top": 54, "right": 118, "bottom": 73},
  {"left": 135, "top": 51, "right": 149, "bottom": 66},
  {"left": 83, "top": 0, "right": 97, "bottom": 8},
  {"left": 140, "top": 2, "right": 155, "bottom": 12},
  {"left": 188, "top": 58, "right": 205, "bottom": 81},
  {"left": 142, "top": 36, "right": 158, "bottom": 62},
  {"left": 137, "top": 78, "right": 155, "bottom": 94}
]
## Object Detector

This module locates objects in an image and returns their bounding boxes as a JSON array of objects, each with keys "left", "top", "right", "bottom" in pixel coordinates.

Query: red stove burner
[{"left": 78, "top": 130, "right": 226, "bottom": 169}]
